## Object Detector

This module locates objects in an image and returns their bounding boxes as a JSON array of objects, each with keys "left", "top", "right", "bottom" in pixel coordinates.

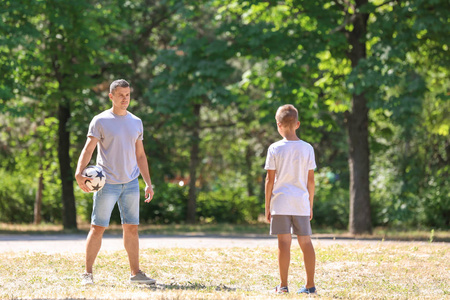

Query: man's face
[{"left": 109, "top": 86, "right": 131, "bottom": 110}]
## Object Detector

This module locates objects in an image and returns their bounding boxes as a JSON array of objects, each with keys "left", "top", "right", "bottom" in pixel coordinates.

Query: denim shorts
[
  {"left": 270, "top": 215, "right": 312, "bottom": 236},
  {"left": 91, "top": 177, "right": 140, "bottom": 227}
]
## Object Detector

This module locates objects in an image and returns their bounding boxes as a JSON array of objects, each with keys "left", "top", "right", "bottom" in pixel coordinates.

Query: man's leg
[
  {"left": 118, "top": 178, "right": 141, "bottom": 275},
  {"left": 85, "top": 225, "right": 106, "bottom": 273},
  {"left": 297, "top": 235, "right": 315, "bottom": 289},
  {"left": 123, "top": 224, "right": 139, "bottom": 275},
  {"left": 277, "top": 233, "right": 292, "bottom": 287},
  {"left": 87, "top": 181, "right": 118, "bottom": 274}
]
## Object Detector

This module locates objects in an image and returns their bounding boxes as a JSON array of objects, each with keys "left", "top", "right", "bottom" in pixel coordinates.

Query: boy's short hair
[
  {"left": 110, "top": 79, "right": 130, "bottom": 94},
  {"left": 276, "top": 104, "right": 298, "bottom": 128}
]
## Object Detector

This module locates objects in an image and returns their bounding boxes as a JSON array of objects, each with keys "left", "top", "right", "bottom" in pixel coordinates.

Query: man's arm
[
  {"left": 307, "top": 169, "right": 315, "bottom": 221},
  {"left": 135, "top": 139, "right": 154, "bottom": 203},
  {"left": 75, "top": 136, "right": 99, "bottom": 193},
  {"left": 265, "top": 170, "right": 276, "bottom": 223}
]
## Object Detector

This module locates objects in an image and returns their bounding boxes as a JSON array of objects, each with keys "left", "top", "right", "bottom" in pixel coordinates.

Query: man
[{"left": 75, "top": 79, "right": 155, "bottom": 285}]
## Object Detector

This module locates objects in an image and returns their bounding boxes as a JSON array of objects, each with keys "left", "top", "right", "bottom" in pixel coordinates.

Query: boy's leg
[
  {"left": 278, "top": 233, "right": 292, "bottom": 287},
  {"left": 85, "top": 225, "right": 106, "bottom": 273},
  {"left": 297, "top": 235, "right": 315, "bottom": 289}
]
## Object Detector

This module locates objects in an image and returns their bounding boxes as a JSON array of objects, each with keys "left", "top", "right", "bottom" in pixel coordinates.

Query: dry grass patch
[{"left": 0, "top": 242, "right": 449, "bottom": 299}]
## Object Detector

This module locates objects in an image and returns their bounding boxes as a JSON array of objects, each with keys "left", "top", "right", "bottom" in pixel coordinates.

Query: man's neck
[{"left": 111, "top": 106, "right": 127, "bottom": 116}]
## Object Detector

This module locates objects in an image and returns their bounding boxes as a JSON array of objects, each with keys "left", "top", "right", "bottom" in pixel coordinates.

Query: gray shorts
[{"left": 270, "top": 215, "right": 312, "bottom": 236}]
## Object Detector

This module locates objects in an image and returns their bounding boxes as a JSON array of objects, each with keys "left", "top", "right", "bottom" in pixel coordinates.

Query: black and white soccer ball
[{"left": 82, "top": 165, "right": 106, "bottom": 192}]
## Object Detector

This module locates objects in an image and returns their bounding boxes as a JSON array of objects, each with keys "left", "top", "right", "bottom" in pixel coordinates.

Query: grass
[{"left": 0, "top": 242, "right": 449, "bottom": 299}]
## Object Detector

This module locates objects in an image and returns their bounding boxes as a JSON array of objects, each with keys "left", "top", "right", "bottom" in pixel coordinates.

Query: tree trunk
[
  {"left": 34, "top": 164, "right": 44, "bottom": 225},
  {"left": 186, "top": 104, "right": 201, "bottom": 224},
  {"left": 58, "top": 100, "right": 77, "bottom": 230},
  {"left": 346, "top": 0, "right": 372, "bottom": 234},
  {"left": 347, "top": 95, "right": 372, "bottom": 234}
]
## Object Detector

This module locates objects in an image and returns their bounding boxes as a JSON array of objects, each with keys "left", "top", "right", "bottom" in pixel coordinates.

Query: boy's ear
[{"left": 295, "top": 121, "right": 300, "bottom": 129}]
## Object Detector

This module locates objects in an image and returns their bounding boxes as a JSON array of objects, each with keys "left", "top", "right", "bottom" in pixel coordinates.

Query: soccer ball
[{"left": 82, "top": 165, "right": 106, "bottom": 192}]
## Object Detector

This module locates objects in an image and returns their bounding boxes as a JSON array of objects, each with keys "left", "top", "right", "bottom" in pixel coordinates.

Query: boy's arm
[
  {"left": 75, "top": 136, "right": 98, "bottom": 193},
  {"left": 265, "top": 170, "right": 276, "bottom": 223},
  {"left": 307, "top": 169, "right": 315, "bottom": 221},
  {"left": 136, "top": 139, "right": 154, "bottom": 203}
]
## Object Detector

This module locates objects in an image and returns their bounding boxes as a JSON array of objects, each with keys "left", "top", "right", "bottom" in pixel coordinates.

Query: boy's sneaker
[
  {"left": 297, "top": 285, "right": 316, "bottom": 294},
  {"left": 130, "top": 270, "right": 156, "bottom": 285},
  {"left": 81, "top": 272, "right": 94, "bottom": 285},
  {"left": 272, "top": 285, "right": 289, "bottom": 294}
]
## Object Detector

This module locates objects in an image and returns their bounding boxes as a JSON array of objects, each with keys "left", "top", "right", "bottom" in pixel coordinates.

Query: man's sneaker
[
  {"left": 130, "top": 270, "right": 156, "bottom": 285},
  {"left": 81, "top": 272, "right": 94, "bottom": 285},
  {"left": 297, "top": 285, "right": 316, "bottom": 294},
  {"left": 272, "top": 285, "right": 289, "bottom": 294}
]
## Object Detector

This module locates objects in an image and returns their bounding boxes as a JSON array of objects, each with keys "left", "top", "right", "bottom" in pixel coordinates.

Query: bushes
[
  {"left": 422, "top": 171, "right": 450, "bottom": 228},
  {"left": 0, "top": 170, "right": 35, "bottom": 223},
  {"left": 139, "top": 182, "right": 188, "bottom": 224},
  {"left": 197, "top": 187, "right": 262, "bottom": 224},
  {"left": 1, "top": 166, "right": 447, "bottom": 230},
  {"left": 139, "top": 181, "right": 262, "bottom": 224},
  {"left": 0, "top": 169, "right": 63, "bottom": 224},
  {"left": 313, "top": 168, "right": 349, "bottom": 230}
]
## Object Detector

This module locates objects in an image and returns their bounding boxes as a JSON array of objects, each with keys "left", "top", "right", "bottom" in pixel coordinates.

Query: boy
[{"left": 264, "top": 104, "right": 316, "bottom": 295}]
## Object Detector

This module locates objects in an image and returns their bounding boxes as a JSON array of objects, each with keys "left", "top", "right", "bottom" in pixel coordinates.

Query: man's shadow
[{"left": 141, "top": 282, "right": 237, "bottom": 292}]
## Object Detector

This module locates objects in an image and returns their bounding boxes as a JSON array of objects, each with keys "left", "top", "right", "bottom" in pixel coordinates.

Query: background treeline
[{"left": 0, "top": 0, "right": 448, "bottom": 232}]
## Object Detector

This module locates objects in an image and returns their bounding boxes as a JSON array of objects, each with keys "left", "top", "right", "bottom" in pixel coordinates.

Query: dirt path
[{"left": 0, "top": 233, "right": 442, "bottom": 254}]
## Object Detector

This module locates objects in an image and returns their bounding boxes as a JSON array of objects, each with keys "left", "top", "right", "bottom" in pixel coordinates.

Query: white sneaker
[
  {"left": 130, "top": 270, "right": 156, "bottom": 285},
  {"left": 81, "top": 272, "right": 94, "bottom": 285}
]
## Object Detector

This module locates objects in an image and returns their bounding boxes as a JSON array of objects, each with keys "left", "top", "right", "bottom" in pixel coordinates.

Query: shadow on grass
[
  {"left": 89, "top": 282, "right": 237, "bottom": 293},
  {"left": 141, "top": 282, "right": 237, "bottom": 292}
]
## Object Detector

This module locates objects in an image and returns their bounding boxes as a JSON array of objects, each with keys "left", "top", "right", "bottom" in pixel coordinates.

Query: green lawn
[{"left": 0, "top": 239, "right": 449, "bottom": 299}]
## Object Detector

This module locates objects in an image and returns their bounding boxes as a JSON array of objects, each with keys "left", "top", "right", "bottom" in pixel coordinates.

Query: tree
[
  {"left": 342, "top": 0, "right": 372, "bottom": 234},
  {"left": 149, "top": 3, "right": 236, "bottom": 223},
  {"left": 36, "top": 0, "right": 115, "bottom": 229},
  {"left": 1, "top": 0, "right": 125, "bottom": 229},
  {"left": 220, "top": 0, "right": 449, "bottom": 233}
]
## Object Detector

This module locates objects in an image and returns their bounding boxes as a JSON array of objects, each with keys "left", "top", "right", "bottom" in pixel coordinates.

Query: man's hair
[
  {"left": 110, "top": 79, "right": 130, "bottom": 94},
  {"left": 276, "top": 104, "right": 299, "bottom": 128}
]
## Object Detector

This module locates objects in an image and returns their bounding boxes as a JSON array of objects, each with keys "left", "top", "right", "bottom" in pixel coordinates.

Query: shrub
[
  {"left": 139, "top": 182, "right": 188, "bottom": 224},
  {"left": 0, "top": 170, "right": 35, "bottom": 223},
  {"left": 196, "top": 187, "right": 262, "bottom": 224},
  {"left": 313, "top": 167, "right": 349, "bottom": 229}
]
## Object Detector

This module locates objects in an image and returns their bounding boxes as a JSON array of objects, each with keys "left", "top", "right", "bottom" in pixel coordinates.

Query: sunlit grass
[{"left": 1, "top": 242, "right": 449, "bottom": 299}]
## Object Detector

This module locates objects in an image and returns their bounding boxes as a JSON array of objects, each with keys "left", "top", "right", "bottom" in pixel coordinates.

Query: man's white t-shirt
[
  {"left": 87, "top": 109, "right": 143, "bottom": 184},
  {"left": 264, "top": 139, "right": 316, "bottom": 216}
]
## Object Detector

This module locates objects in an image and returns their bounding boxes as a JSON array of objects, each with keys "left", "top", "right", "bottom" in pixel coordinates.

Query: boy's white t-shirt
[
  {"left": 264, "top": 139, "right": 316, "bottom": 216},
  {"left": 87, "top": 109, "right": 144, "bottom": 184}
]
